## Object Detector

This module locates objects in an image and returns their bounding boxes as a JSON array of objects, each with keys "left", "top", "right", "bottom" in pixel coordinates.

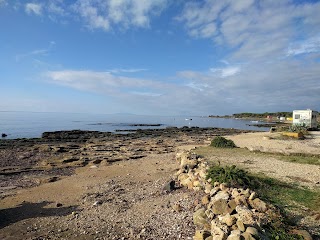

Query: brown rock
[
  {"left": 211, "top": 199, "right": 232, "bottom": 215},
  {"left": 236, "top": 220, "right": 246, "bottom": 232},
  {"left": 241, "top": 232, "right": 256, "bottom": 240},
  {"left": 227, "top": 234, "right": 243, "bottom": 240},
  {"left": 234, "top": 195, "right": 248, "bottom": 206},
  {"left": 249, "top": 198, "right": 267, "bottom": 212},
  {"left": 193, "top": 208, "right": 211, "bottom": 229},
  {"left": 219, "top": 213, "right": 236, "bottom": 226},
  {"left": 236, "top": 206, "right": 255, "bottom": 225},
  {"left": 194, "top": 230, "right": 211, "bottom": 240},
  {"left": 228, "top": 199, "right": 237, "bottom": 212},
  {"left": 291, "top": 229, "right": 313, "bottom": 240},
  {"left": 172, "top": 203, "right": 182, "bottom": 212},
  {"left": 202, "top": 195, "right": 210, "bottom": 205},
  {"left": 245, "top": 227, "right": 259, "bottom": 237},
  {"left": 213, "top": 191, "right": 230, "bottom": 201}
]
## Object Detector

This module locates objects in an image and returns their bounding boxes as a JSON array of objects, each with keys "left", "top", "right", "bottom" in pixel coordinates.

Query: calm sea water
[{"left": 0, "top": 112, "right": 269, "bottom": 139}]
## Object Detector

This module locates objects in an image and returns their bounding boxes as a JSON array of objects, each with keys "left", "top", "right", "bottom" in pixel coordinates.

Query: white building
[{"left": 292, "top": 109, "right": 318, "bottom": 129}]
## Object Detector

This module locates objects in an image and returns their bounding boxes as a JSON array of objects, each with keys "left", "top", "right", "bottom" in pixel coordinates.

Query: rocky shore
[{"left": 0, "top": 127, "right": 319, "bottom": 239}]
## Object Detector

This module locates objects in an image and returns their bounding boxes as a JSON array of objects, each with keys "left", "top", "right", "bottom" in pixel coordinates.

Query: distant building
[{"left": 292, "top": 109, "right": 318, "bottom": 129}]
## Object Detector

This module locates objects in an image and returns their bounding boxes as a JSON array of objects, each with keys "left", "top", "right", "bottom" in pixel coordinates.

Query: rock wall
[{"left": 174, "top": 150, "right": 311, "bottom": 240}]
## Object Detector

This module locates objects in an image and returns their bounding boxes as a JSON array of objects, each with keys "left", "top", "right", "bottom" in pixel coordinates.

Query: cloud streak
[{"left": 25, "top": 3, "right": 42, "bottom": 15}]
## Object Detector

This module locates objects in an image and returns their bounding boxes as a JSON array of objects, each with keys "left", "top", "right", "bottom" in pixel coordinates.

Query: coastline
[{"left": 1, "top": 127, "right": 319, "bottom": 239}]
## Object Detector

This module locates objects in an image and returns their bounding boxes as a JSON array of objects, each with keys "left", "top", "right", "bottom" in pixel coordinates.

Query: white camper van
[{"left": 292, "top": 109, "right": 318, "bottom": 129}]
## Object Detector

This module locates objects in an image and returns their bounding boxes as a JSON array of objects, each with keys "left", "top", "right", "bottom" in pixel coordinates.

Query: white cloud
[
  {"left": 210, "top": 66, "right": 241, "bottom": 78},
  {"left": 176, "top": 58, "right": 320, "bottom": 114},
  {"left": 25, "top": 3, "right": 42, "bottom": 15},
  {"left": 287, "top": 36, "right": 320, "bottom": 56},
  {"left": 72, "top": 0, "right": 168, "bottom": 31},
  {"left": 178, "top": 0, "right": 320, "bottom": 61},
  {"left": 45, "top": 70, "right": 166, "bottom": 96}
]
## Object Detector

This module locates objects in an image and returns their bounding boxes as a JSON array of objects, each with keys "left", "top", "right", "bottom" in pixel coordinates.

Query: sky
[{"left": 0, "top": 0, "right": 320, "bottom": 116}]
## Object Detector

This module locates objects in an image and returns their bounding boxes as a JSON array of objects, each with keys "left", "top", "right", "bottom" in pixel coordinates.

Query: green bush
[
  {"left": 210, "top": 136, "right": 236, "bottom": 148},
  {"left": 206, "top": 165, "right": 251, "bottom": 187}
]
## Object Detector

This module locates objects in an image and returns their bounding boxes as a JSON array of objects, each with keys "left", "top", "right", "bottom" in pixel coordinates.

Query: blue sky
[{"left": 0, "top": 0, "right": 319, "bottom": 115}]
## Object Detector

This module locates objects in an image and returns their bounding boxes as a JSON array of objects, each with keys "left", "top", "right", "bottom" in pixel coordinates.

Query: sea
[{"left": 0, "top": 112, "right": 270, "bottom": 139}]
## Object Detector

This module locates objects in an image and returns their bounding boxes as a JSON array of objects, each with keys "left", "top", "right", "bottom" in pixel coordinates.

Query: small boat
[{"left": 185, "top": 118, "right": 192, "bottom": 121}]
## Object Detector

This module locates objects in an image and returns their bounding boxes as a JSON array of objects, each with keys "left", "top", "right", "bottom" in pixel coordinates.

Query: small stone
[
  {"left": 245, "top": 227, "right": 259, "bottom": 237},
  {"left": 234, "top": 195, "right": 248, "bottom": 206},
  {"left": 56, "top": 203, "right": 63, "bottom": 207},
  {"left": 193, "top": 230, "right": 211, "bottom": 240},
  {"left": 193, "top": 180, "right": 201, "bottom": 187},
  {"left": 228, "top": 199, "right": 237, "bottom": 212},
  {"left": 241, "top": 232, "right": 256, "bottom": 240},
  {"left": 209, "top": 187, "right": 219, "bottom": 197},
  {"left": 241, "top": 189, "right": 250, "bottom": 198},
  {"left": 219, "top": 213, "right": 236, "bottom": 226},
  {"left": 205, "top": 184, "right": 213, "bottom": 194},
  {"left": 249, "top": 192, "right": 256, "bottom": 200},
  {"left": 231, "top": 188, "right": 240, "bottom": 198},
  {"left": 201, "top": 195, "right": 210, "bottom": 205},
  {"left": 193, "top": 208, "right": 210, "bottom": 229},
  {"left": 220, "top": 183, "right": 228, "bottom": 191},
  {"left": 249, "top": 198, "right": 267, "bottom": 212},
  {"left": 213, "top": 191, "right": 229, "bottom": 201},
  {"left": 211, "top": 199, "right": 231, "bottom": 215},
  {"left": 93, "top": 200, "right": 102, "bottom": 206},
  {"left": 227, "top": 234, "right": 242, "bottom": 240},
  {"left": 236, "top": 220, "right": 245, "bottom": 232},
  {"left": 163, "top": 180, "right": 175, "bottom": 192},
  {"left": 172, "top": 203, "right": 182, "bottom": 212},
  {"left": 214, "top": 181, "right": 220, "bottom": 187},
  {"left": 230, "top": 230, "right": 242, "bottom": 235},
  {"left": 236, "top": 206, "right": 255, "bottom": 225}
]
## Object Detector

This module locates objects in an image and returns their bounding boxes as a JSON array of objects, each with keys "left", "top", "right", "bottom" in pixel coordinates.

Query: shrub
[
  {"left": 210, "top": 136, "right": 236, "bottom": 148},
  {"left": 206, "top": 165, "right": 251, "bottom": 187}
]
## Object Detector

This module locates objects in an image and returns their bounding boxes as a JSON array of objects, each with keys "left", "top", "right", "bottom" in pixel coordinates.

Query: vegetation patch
[
  {"left": 210, "top": 136, "right": 236, "bottom": 148},
  {"left": 206, "top": 165, "right": 251, "bottom": 187}
]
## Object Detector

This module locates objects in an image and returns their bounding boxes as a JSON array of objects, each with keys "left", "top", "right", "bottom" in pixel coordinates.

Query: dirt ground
[{"left": 1, "top": 130, "right": 320, "bottom": 239}]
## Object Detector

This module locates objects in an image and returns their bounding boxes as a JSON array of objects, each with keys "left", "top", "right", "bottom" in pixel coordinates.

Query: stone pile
[{"left": 175, "top": 150, "right": 281, "bottom": 240}]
